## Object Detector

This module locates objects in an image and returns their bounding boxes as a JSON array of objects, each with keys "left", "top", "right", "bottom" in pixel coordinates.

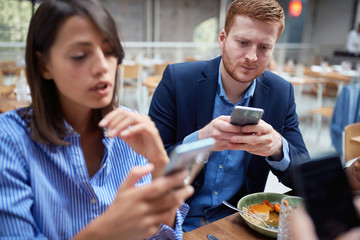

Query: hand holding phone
[
  {"left": 163, "top": 138, "right": 215, "bottom": 185},
  {"left": 293, "top": 153, "right": 360, "bottom": 240},
  {"left": 230, "top": 106, "right": 264, "bottom": 126}
]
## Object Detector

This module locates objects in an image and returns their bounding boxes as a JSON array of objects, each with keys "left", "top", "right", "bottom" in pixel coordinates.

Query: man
[
  {"left": 149, "top": 0, "right": 309, "bottom": 231},
  {"left": 346, "top": 23, "right": 360, "bottom": 54}
]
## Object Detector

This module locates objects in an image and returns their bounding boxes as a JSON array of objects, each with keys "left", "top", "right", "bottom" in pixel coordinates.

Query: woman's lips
[{"left": 91, "top": 82, "right": 111, "bottom": 96}]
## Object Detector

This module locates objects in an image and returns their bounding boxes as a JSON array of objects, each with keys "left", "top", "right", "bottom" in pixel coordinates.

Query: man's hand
[
  {"left": 198, "top": 115, "right": 240, "bottom": 151},
  {"left": 229, "top": 120, "right": 283, "bottom": 160},
  {"left": 199, "top": 116, "right": 283, "bottom": 160}
]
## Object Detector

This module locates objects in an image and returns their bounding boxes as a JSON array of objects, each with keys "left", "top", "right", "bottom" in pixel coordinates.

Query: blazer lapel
[
  {"left": 196, "top": 57, "right": 221, "bottom": 129},
  {"left": 250, "top": 75, "right": 269, "bottom": 121}
]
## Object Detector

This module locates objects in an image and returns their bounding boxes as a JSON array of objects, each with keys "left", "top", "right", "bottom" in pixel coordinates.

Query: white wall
[{"left": 309, "top": 0, "right": 355, "bottom": 46}]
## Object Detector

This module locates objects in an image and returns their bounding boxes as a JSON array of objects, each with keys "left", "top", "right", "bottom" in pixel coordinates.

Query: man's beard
[{"left": 222, "top": 46, "right": 261, "bottom": 84}]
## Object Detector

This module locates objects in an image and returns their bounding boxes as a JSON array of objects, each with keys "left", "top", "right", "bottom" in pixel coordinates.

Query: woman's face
[{"left": 41, "top": 16, "right": 118, "bottom": 114}]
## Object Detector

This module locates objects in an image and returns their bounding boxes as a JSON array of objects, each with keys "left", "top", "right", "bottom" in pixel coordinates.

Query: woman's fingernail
[
  {"left": 107, "top": 129, "right": 116, "bottom": 137},
  {"left": 121, "top": 129, "right": 130, "bottom": 136},
  {"left": 98, "top": 118, "right": 108, "bottom": 126}
]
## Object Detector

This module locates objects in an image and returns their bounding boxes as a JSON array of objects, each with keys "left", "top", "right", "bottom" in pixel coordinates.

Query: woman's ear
[{"left": 36, "top": 51, "right": 52, "bottom": 80}]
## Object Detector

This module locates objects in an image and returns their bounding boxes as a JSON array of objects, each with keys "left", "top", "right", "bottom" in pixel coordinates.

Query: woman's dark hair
[{"left": 23, "top": 0, "right": 124, "bottom": 145}]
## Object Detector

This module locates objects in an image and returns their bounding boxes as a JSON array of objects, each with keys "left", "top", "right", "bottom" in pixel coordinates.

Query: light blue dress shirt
[
  {"left": 0, "top": 107, "right": 188, "bottom": 240},
  {"left": 182, "top": 62, "right": 290, "bottom": 231}
]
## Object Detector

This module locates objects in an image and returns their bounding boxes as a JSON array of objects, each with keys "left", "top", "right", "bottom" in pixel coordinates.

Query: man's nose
[{"left": 245, "top": 45, "right": 258, "bottom": 62}]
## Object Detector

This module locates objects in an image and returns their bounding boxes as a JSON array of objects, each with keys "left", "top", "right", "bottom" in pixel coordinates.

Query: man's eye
[
  {"left": 260, "top": 45, "right": 270, "bottom": 50},
  {"left": 240, "top": 41, "right": 247, "bottom": 45}
]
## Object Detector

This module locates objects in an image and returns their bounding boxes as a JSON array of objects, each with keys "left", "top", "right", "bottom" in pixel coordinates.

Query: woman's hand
[
  {"left": 74, "top": 165, "right": 194, "bottom": 240},
  {"left": 99, "top": 108, "right": 168, "bottom": 178},
  {"left": 290, "top": 196, "right": 360, "bottom": 240}
]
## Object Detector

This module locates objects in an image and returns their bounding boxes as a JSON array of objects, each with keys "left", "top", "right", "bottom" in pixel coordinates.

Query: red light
[{"left": 289, "top": 0, "right": 302, "bottom": 17}]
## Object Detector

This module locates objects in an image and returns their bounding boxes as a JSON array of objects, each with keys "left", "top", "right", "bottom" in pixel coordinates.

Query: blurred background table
[{"left": 183, "top": 213, "right": 272, "bottom": 240}]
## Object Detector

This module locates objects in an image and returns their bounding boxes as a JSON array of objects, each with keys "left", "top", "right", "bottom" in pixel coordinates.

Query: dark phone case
[{"left": 293, "top": 154, "right": 360, "bottom": 240}]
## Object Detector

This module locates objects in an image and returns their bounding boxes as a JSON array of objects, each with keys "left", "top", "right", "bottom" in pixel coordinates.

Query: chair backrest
[
  {"left": 344, "top": 122, "right": 360, "bottom": 162},
  {"left": 121, "top": 64, "right": 142, "bottom": 79},
  {"left": 117, "top": 64, "right": 144, "bottom": 104},
  {"left": 0, "top": 85, "right": 16, "bottom": 96},
  {"left": 0, "top": 61, "right": 16, "bottom": 75},
  {"left": 185, "top": 56, "right": 196, "bottom": 62},
  {"left": 15, "top": 67, "right": 26, "bottom": 78},
  {"left": 153, "top": 63, "right": 169, "bottom": 76},
  {"left": 143, "top": 74, "right": 162, "bottom": 95}
]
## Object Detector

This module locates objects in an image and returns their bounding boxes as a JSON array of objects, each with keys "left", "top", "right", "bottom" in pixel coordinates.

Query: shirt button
[
  {"left": 91, "top": 198, "right": 97, "bottom": 204},
  {"left": 214, "top": 191, "right": 218, "bottom": 195},
  {"left": 219, "top": 164, "right": 223, "bottom": 169},
  {"left": 102, "top": 163, "right": 107, "bottom": 169}
]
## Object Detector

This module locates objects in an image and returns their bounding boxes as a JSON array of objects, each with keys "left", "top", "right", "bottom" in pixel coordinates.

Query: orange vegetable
[
  {"left": 283, "top": 199, "right": 289, "bottom": 207},
  {"left": 274, "top": 202, "right": 281, "bottom": 213},
  {"left": 262, "top": 200, "right": 274, "bottom": 211}
]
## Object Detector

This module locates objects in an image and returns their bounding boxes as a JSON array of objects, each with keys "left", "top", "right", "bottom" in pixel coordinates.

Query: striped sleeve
[
  {"left": 0, "top": 117, "right": 45, "bottom": 238},
  {"left": 150, "top": 203, "right": 189, "bottom": 240}
]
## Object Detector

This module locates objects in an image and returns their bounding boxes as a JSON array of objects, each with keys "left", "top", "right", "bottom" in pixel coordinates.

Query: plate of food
[{"left": 237, "top": 192, "right": 288, "bottom": 238}]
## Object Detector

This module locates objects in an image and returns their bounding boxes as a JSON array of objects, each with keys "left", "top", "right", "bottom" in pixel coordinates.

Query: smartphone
[
  {"left": 163, "top": 138, "right": 215, "bottom": 185},
  {"left": 293, "top": 153, "right": 360, "bottom": 240},
  {"left": 230, "top": 106, "right": 264, "bottom": 126}
]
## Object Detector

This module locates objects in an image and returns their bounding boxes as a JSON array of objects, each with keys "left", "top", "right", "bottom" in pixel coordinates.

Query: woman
[{"left": 0, "top": 0, "right": 193, "bottom": 239}]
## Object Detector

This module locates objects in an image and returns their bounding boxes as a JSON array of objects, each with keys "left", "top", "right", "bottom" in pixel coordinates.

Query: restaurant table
[
  {"left": 183, "top": 213, "right": 273, "bottom": 240},
  {"left": 303, "top": 66, "right": 353, "bottom": 98},
  {"left": 287, "top": 77, "right": 321, "bottom": 105},
  {"left": 303, "top": 66, "right": 353, "bottom": 83},
  {"left": 0, "top": 94, "right": 30, "bottom": 113}
]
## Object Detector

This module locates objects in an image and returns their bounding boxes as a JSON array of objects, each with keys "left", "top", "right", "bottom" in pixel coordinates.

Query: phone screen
[
  {"left": 293, "top": 154, "right": 360, "bottom": 240},
  {"left": 230, "top": 106, "right": 264, "bottom": 126},
  {"left": 163, "top": 138, "right": 215, "bottom": 184}
]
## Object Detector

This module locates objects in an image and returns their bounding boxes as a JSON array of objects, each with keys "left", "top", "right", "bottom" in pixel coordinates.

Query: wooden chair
[
  {"left": 308, "top": 106, "right": 334, "bottom": 118},
  {"left": 138, "top": 74, "right": 162, "bottom": 114},
  {"left": 344, "top": 122, "right": 360, "bottom": 162},
  {"left": 118, "top": 64, "right": 144, "bottom": 109},
  {"left": 15, "top": 67, "right": 26, "bottom": 78},
  {"left": 0, "top": 85, "right": 16, "bottom": 97},
  {"left": 142, "top": 74, "right": 162, "bottom": 96},
  {"left": 153, "top": 63, "right": 169, "bottom": 76},
  {"left": 185, "top": 56, "right": 196, "bottom": 62},
  {"left": 0, "top": 61, "right": 16, "bottom": 75},
  {"left": 307, "top": 106, "right": 334, "bottom": 142}
]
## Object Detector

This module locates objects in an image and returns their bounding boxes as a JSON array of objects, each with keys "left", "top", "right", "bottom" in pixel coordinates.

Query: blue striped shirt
[{"left": 0, "top": 107, "right": 188, "bottom": 240}]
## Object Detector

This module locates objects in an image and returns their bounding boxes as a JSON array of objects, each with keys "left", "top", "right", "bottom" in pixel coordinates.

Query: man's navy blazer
[{"left": 149, "top": 56, "right": 309, "bottom": 203}]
